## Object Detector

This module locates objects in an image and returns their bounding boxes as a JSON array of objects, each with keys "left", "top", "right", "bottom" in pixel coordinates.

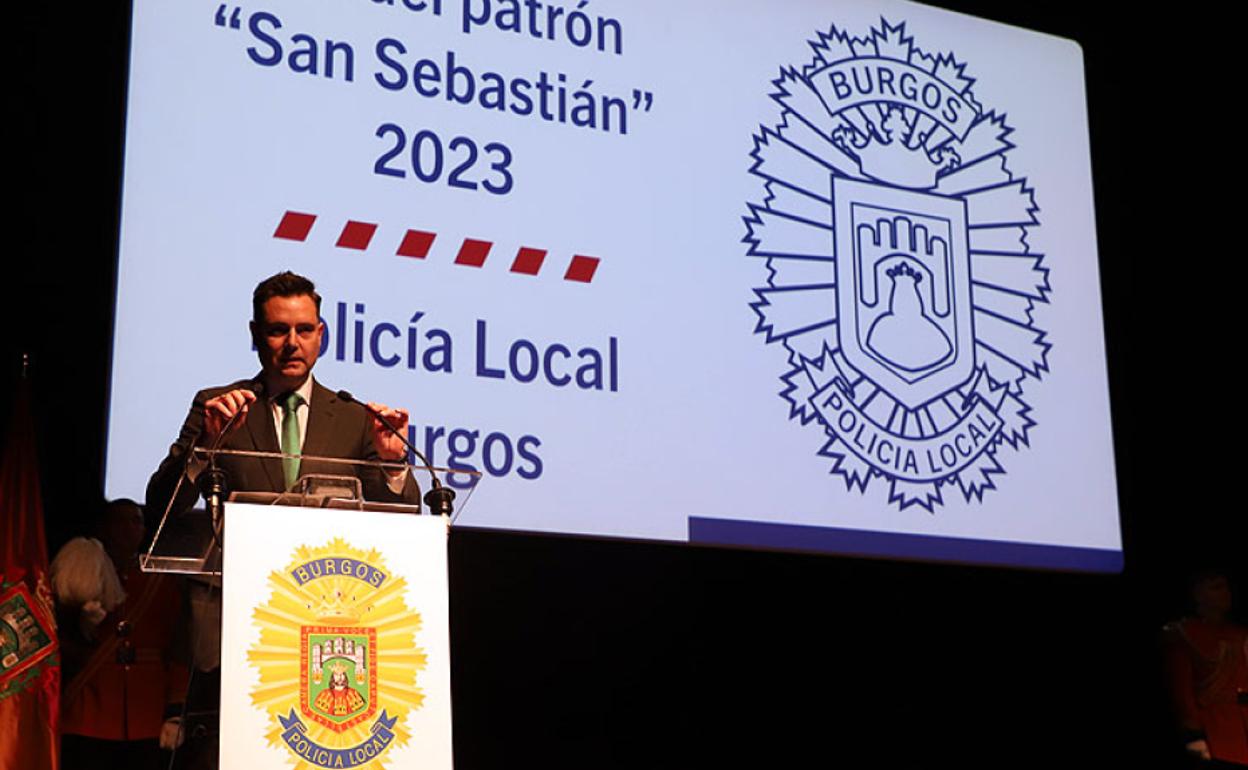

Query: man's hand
[
  {"left": 201, "top": 388, "right": 258, "bottom": 446},
  {"left": 367, "top": 402, "right": 409, "bottom": 462},
  {"left": 1184, "top": 738, "right": 1212, "bottom": 760},
  {"left": 159, "top": 717, "right": 185, "bottom": 750}
]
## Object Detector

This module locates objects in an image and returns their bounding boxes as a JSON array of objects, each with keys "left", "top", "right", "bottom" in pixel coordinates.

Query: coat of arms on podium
[
  {"left": 249, "top": 539, "right": 426, "bottom": 769},
  {"left": 302, "top": 627, "right": 377, "bottom": 731}
]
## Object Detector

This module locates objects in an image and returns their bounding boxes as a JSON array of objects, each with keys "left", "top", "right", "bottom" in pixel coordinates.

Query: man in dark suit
[
  {"left": 146, "top": 270, "right": 420, "bottom": 517},
  {"left": 143, "top": 271, "right": 422, "bottom": 770}
]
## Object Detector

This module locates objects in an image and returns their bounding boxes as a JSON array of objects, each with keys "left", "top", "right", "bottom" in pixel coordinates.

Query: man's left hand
[
  {"left": 159, "top": 717, "right": 185, "bottom": 750},
  {"left": 367, "top": 403, "right": 410, "bottom": 461}
]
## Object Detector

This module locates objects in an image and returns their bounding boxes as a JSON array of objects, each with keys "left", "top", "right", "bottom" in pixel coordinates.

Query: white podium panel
[{"left": 220, "top": 504, "right": 452, "bottom": 770}]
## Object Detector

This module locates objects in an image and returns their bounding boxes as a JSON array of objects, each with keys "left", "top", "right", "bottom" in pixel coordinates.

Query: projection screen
[{"left": 106, "top": 0, "right": 1121, "bottom": 571}]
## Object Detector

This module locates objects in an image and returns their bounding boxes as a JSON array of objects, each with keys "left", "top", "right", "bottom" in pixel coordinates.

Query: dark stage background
[{"left": 5, "top": 3, "right": 1241, "bottom": 768}]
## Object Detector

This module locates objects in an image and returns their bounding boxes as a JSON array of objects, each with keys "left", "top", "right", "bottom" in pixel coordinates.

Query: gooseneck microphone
[
  {"left": 335, "top": 389, "right": 457, "bottom": 517},
  {"left": 206, "top": 380, "right": 266, "bottom": 456},
  {"left": 200, "top": 380, "right": 266, "bottom": 532}
]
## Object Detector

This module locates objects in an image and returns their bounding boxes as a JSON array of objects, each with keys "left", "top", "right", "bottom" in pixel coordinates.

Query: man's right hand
[
  {"left": 1184, "top": 738, "right": 1212, "bottom": 761},
  {"left": 201, "top": 388, "right": 258, "bottom": 446}
]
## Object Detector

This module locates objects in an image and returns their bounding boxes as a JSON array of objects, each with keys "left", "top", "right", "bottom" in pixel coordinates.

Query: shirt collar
[{"left": 272, "top": 376, "right": 315, "bottom": 407}]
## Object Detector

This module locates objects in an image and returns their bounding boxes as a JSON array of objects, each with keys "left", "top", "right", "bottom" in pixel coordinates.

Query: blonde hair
[{"left": 50, "top": 537, "right": 126, "bottom": 611}]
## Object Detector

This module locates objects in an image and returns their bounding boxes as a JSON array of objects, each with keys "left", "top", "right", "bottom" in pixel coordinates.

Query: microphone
[
  {"left": 200, "top": 380, "right": 266, "bottom": 533},
  {"left": 335, "top": 389, "right": 456, "bottom": 517},
  {"left": 207, "top": 380, "right": 265, "bottom": 456}
]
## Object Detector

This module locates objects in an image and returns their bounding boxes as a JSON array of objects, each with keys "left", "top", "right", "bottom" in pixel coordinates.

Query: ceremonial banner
[
  {"left": 0, "top": 376, "right": 59, "bottom": 770},
  {"left": 220, "top": 505, "right": 451, "bottom": 770}
]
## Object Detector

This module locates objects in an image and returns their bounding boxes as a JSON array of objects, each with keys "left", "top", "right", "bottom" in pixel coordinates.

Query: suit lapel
[
  {"left": 301, "top": 379, "right": 338, "bottom": 465},
  {"left": 244, "top": 390, "right": 285, "bottom": 491}
]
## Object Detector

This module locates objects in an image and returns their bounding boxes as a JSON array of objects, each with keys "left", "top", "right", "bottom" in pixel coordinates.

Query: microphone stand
[
  {"left": 336, "top": 390, "right": 456, "bottom": 517},
  {"left": 198, "top": 382, "right": 264, "bottom": 542}
]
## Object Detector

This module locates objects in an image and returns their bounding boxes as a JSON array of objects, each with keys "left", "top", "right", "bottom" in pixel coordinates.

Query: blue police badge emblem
[{"left": 744, "top": 20, "right": 1050, "bottom": 510}]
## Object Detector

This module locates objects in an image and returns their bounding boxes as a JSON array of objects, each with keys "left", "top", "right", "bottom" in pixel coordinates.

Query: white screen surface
[{"left": 108, "top": 0, "right": 1120, "bottom": 570}]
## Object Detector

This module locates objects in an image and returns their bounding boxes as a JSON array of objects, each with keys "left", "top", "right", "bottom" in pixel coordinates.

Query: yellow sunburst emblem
[{"left": 248, "top": 538, "right": 426, "bottom": 769}]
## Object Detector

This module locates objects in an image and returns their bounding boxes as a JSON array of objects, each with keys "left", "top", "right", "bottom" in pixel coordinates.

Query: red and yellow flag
[{"left": 0, "top": 372, "right": 59, "bottom": 770}]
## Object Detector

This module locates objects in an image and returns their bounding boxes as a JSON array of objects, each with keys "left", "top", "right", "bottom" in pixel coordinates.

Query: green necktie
[{"left": 280, "top": 392, "right": 303, "bottom": 489}]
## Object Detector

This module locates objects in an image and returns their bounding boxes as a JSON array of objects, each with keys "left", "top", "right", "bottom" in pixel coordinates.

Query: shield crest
[
  {"left": 833, "top": 177, "right": 975, "bottom": 409},
  {"left": 301, "top": 625, "right": 378, "bottom": 732}
]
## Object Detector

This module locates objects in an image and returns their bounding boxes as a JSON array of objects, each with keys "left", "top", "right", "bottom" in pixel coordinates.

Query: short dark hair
[
  {"left": 1188, "top": 567, "right": 1230, "bottom": 593},
  {"left": 95, "top": 497, "right": 142, "bottom": 533},
  {"left": 252, "top": 271, "right": 322, "bottom": 325},
  {"left": 101, "top": 497, "right": 142, "bottom": 519}
]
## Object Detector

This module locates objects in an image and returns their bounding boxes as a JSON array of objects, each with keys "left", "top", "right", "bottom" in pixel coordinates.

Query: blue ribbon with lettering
[
  {"left": 289, "top": 557, "right": 388, "bottom": 588},
  {"left": 278, "top": 709, "right": 399, "bottom": 768}
]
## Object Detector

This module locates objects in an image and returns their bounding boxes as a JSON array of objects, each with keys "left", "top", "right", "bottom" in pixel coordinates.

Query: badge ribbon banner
[
  {"left": 812, "top": 371, "right": 1005, "bottom": 484},
  {"left": 810, "top": 56, "right": 979, "bottom": 141},
  {"left": 278, "top": 709, "right": 400, "bottom": 769}
]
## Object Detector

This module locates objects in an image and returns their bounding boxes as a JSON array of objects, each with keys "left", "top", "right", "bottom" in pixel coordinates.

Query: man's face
[
  {"left": 252, "top": 294, "right": 324, "bottom": 389},
  {"left": 102, "top": 503, "right": 145, "bottom": 560},
  {"left": 1194, "top": 576, "right": 1233, "bottom": 618}
]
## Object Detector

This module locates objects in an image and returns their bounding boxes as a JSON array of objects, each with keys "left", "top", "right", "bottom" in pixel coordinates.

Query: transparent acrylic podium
[{"left": 140, "top": 447, "right": 480, "bottom": 576}]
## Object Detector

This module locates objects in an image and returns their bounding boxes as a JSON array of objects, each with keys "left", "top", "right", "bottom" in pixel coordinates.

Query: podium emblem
[
  {"left": 303, "top": 626, "right": 377, "bottom": 731},
  {"left": 744, "top": 19, "right": 1051, "bottom": 510},
  {"left": 249, "top": 539, "right": 426, "bottom": 769}
]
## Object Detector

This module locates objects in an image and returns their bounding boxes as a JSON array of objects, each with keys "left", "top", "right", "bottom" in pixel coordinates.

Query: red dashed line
[
  {"left": 274, "top": 211, "right": 599, "bottom": 283},
  {"left": 336, "top": 220, "right": 377, "bottom": 250},
  {"left": 511, "top": 247, "right": 547, "bottom": 275},
  {"left": 397, "top": 229, "right": 436, "bottom": 259},
  {"left": 274, "top": 211, "right": 316, "bottom": 241},
  {"left": 454, "top": 239, "right": 493, "bottom": 268},
  {"left": 565, "top": 255, "right": 600, "bottom": 283}
]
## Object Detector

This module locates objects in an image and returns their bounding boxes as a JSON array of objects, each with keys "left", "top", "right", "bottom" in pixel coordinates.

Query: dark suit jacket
[{"left": 146, "top": 377, "right": 420, "bottom": 517}]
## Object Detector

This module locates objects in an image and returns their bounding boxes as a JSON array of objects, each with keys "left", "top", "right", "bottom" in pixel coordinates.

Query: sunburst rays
[
  {"left": 744, "top": 18, "right": 1049, "bottom": 510},
  {"left": 248, "top": 539, "right": 426, "bottom": 769}
]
